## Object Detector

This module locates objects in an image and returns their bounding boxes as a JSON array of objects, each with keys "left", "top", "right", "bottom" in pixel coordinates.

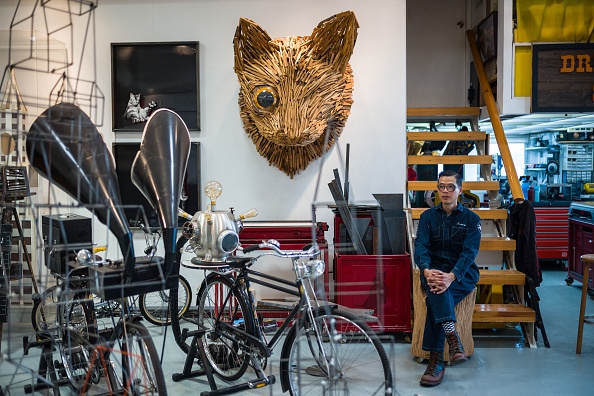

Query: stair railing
[{"left": 466, "top": 29, "right": 523, "bottom": 200}]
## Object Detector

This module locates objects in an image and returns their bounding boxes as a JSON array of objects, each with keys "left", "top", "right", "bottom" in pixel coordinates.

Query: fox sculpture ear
[
  {"left": 233, "top": 17, "right": 273, "bottom": 73},
  {"left": 310, "top": 11, "right": 359, "bottom": 74}
]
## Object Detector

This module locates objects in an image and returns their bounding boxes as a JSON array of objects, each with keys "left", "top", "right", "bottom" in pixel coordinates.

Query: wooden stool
[
  {"left": 411, "top": 268, "right": 476, "bottom": 362},
  {"left": 577, "top": 254, "right": 594, "bottom": 354}
]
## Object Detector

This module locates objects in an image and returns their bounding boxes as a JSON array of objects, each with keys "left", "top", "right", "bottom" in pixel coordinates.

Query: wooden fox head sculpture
[{"left": 233, "top": 11, "right": 358, "bottom": 178}]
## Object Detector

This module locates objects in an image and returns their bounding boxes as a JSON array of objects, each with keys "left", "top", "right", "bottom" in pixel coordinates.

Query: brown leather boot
[
  {"left": 420, "top": 351, "right": 445, "bottom": 387},
  {"left": 446, "top": 330, "right": 468, "bottom": 366}
]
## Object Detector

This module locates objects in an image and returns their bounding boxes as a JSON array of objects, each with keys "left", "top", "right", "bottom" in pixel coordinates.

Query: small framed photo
[
  {"left": 477, "top": 12, "right": 497, "bottom": 62},
  {"left": 111, "top": 41, "right": 200, "bottom": 132}
]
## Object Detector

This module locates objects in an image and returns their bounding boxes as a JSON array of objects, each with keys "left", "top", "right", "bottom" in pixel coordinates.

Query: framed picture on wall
[
  {"left": 477, "top": 12, "right": 497, "bottom": 62},
  {"left": 112, "top": 142, "right": 201, "bottom": 227},
  {"left": 111, "top": 41, "right": 200, "bottom": 132}
]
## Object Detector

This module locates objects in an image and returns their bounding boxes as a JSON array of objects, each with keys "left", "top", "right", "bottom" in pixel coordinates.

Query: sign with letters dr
[{"left": 532, "top": 43, "right": 594, "bottom": 112}]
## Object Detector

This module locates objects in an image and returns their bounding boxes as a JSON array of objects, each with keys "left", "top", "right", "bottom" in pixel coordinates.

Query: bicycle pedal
[{"left": 262, "top": 319, "right": 277, "bottom": 334}]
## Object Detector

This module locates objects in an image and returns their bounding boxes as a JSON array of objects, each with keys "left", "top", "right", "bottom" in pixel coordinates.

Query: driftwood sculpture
[{"left": 233, "top": 11, "right": 358, "bottom": 178}]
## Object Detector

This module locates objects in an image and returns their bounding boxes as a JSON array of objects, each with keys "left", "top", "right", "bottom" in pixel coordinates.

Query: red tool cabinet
[
  {"left": 333, "top": 209, "right": 412, "bottom": 333},
  {"left": 567, "top": 217, "right": 594, "bottom": 289},
  {"left": 533, "top": 205, "right": 569, "bottom": 260},
  {"left": 239, "top": 221, "right": 330, "bottom": 295},
  {"left": 334, "top": 253, "right": 412, "bottom": 333},
  {"left": 566, "top": 202, "right": 594, "bottom": 289}
]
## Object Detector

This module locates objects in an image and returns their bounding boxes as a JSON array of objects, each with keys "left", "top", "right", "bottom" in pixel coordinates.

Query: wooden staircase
[{"left": 406, "top": 106, "right": 538, "bottom": 348}]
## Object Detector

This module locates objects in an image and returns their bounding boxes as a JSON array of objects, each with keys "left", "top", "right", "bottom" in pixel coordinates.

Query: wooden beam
[
  {"left": 407, "top": 107, "right": 481, "bottom": 118},
  {"left": 480, "top": 237, "right": 516, "bottom": 251},
  {"left": 473, "top": 304, "right": 536, "bottom": 323},
  {"left": 477, "top": 269, "right": 526, "bottom": 285},
  {"left": 409, "top": 207, "right": 508, "bottom": 220},
  {"left": 408, "top": 155, "right": 492, "bottom": 165},
  {"left": 407, "top": 131, "right": 487, "bottom": 141},
  {"left": 466, "top": 30, "right": 522, "bottom": 199},
  {"left": 407, "top": 180, "right": 500, "bottom": 191}
]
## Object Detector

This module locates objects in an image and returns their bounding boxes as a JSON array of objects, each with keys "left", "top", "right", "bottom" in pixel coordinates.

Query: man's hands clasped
[{"left": 424, "top": 269, "right": 456, "bottom": 294}]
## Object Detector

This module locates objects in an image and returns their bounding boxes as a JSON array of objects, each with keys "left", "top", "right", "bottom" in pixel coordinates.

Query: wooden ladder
[{"left": 406, "top": 106, "right": 537, "bottom": 348}]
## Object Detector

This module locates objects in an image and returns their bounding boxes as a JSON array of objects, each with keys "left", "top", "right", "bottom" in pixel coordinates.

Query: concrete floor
[{"left": 1, "top": 266, "right": 594, "bottom": 395}]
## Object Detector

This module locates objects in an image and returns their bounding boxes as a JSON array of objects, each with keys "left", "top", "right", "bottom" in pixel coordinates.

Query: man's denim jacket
[{"left": 414, "top": 202, "right": 481, "bottom": 283}]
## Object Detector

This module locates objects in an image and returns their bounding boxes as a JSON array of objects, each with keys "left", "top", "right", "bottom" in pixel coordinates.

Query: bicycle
[
  {"left": 33, "top": 223, "right": 192, "bottom": 330},
  {"left": 28, "top": 236, "right": 190, "bottom": 394},
  {"left": 132, "top": 221, "right": 193, "bottom": 326},
  {"left": 171, "top": 240, "right": 393, "bottom": 395},
  {"left": 23, "top": 102, "right": 193, "bottom": 395},
  {"left": 26, "top": 261, "right": 168, "bottom": 395}
]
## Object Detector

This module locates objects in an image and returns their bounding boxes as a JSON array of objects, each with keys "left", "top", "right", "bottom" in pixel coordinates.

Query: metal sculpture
[
  {"left": 131, "top": 108, "right": 190, "bottom": 276},
  {"left": 233, "top": 11, "right": 358, "bottom": 178},
  {"left": 26, "top": 102, "right": 135, "bottom": 277}
]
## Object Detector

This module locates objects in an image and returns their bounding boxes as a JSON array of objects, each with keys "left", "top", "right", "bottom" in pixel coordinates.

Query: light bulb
[
  {"left": 204, "top": 180, "right": 222, "bottom": 202},
  {"left": 204, "top": 180, "right": 222, "bottom": 210},
  {"left": 239, "top": 208, "right": 258, "bottom": 220}
]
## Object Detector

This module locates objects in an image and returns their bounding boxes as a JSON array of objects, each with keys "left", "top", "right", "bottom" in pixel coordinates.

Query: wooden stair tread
[
  {"left": 410, "top": 236, "right": 515, "bottom": 250},
  {"left": 407, "top": 131, "right": 486, "bottom": 141},
  {"left": 473, "top": 304, "right": 536, "bottom": 323},
  {"left": 407, "top": 107, "right": 481, "bottom": 120},
  {"left": 480, "top": 237, "right": 516, "bottom": 251},
  {"left": 477, "top": 269, "right": 526, "bottom": 285},
  {"left": 408, "top": 155, "right": 492, "bottom": 165},
  {"left": 407, "top": 180, "right": 500, "bottom": 192},
  {"left": 408, "top": 207, "right": 508, "bottom": 220}
]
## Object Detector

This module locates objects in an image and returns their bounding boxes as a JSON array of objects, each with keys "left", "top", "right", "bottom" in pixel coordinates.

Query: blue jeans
[{"left": 421, "top": 272, "right": 476, "bottom": 352}]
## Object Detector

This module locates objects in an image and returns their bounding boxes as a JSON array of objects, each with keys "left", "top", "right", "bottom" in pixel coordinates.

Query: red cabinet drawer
[
  {"left": 584, "top": 233, "right": 594, "bottom": 253},
  {"left": 536, "top": 239, "right": 568, "bottom": 247},
  {"left": 536, "top": 221, "right": 568, "bottom": 228},
  {"left": 335, "top": 253, "right": 411, "bottom": 333},
  {"left": 241, "top": 222, "right": 328, "bottom": 244},
  {"left": 534, "top": 207, "right": 569, "bottom": 260}
]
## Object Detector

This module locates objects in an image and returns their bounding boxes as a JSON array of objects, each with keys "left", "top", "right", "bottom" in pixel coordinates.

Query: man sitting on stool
[{"left": 414, "top": 170, "right": 481, "bottom": 387}]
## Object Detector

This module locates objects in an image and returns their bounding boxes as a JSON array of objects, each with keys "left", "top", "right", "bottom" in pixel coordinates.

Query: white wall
[
  {"left": 0, "top": 0, "right": 407, "bottom": 286},
  {"left": 407, "top": 0, "right": 468, "bottom": 107}
]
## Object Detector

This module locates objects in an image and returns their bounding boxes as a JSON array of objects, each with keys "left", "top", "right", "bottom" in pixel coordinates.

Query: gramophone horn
[
  {"left": 26, "top": 103, "right": 135, "bottom": 278},
  {"left": 131, "top": 108, "right": 190, "bottom": 230},
  {"left": 131, "top": 108, "right": 190, "bottom": 275}
]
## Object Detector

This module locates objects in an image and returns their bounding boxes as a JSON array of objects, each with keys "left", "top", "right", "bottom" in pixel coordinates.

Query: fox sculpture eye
[{"left": 233, "top": 11, "right": 358, "bottom": 178}]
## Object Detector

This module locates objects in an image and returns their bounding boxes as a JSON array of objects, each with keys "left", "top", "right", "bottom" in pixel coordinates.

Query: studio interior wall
[{"left": 0, "top": 0, "right": 407, "bottom": 266}]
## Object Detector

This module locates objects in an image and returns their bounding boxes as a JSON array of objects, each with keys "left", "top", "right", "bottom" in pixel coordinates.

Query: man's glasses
[{"left": 437, "top": 184, "right": 458, "bottom": 192}]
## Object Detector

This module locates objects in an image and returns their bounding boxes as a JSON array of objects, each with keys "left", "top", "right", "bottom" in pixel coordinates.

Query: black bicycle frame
[{"left": 212, "top": 264, "right": 306, "bottom": 355}]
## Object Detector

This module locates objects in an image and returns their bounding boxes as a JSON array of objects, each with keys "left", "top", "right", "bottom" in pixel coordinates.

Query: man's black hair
[{"left": 438, "top": 169, "right": 462, "bottom": 187}]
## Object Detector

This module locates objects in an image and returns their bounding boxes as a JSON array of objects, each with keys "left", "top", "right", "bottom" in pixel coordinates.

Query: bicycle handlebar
[
  {"left": 129, "top": 219, "right": 160, "bottom": 235},
  {"left": 240, "top": 240, "right": 320, "bottom": 259}
]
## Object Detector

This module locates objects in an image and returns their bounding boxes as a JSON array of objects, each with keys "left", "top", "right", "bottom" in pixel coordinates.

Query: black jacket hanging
[{"left": 509, "top": 199, "right": 542, "bottom": 287}]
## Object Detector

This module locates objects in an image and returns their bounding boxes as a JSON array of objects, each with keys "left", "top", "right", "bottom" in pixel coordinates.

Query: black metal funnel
[
  {"left": 26, "top": 103, "right": 135, "bottom": 277},
  {"left": 131, "top": 108, "right": 190, "bottom": 275}
]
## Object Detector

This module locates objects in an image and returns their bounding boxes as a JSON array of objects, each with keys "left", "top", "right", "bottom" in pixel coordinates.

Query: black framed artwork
[
  {"left": 112, "top": 142, "right": 201, "bottom": 228},
  {"left": 111, "top": 41, "right": 200, "bottom": 132},
  {"left": 477, "top": 12, "right": 497, "bottom": 62}
]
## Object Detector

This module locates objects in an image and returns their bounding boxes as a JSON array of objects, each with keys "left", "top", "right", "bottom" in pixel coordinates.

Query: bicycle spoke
[{"left": 287, "top": 310, "right": 392, "bottom": 396}]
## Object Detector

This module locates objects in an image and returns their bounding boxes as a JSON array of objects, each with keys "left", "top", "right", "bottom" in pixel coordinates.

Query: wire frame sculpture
[
  {"left": 233, "top": 11, "right": 358, "bottom": 178},
  {"left": 0, "top": 69, "right": 27, "bottom": 165},
  {"left": 0, "top": 0, "right": 104, "bottom": 126}
]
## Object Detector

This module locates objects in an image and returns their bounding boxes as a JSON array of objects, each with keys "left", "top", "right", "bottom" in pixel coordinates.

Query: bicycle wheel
[
  {"left": 60, "top": 328, "right": 98, "bottom": 392},
  {"left": 139, "top": 275, "right": 192, "bottom": 326},
  {"left": 120, "top": 321, "right": 167, "bottom": 395},
  {"left": 32, "top": 284, "right": 95, "bottom": 339},
  {"left": 196, "top": 273, "right": 254, "bottom": 381},
  {"left": 283, "top": 308, "right": 393, "bottom": 396}
]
